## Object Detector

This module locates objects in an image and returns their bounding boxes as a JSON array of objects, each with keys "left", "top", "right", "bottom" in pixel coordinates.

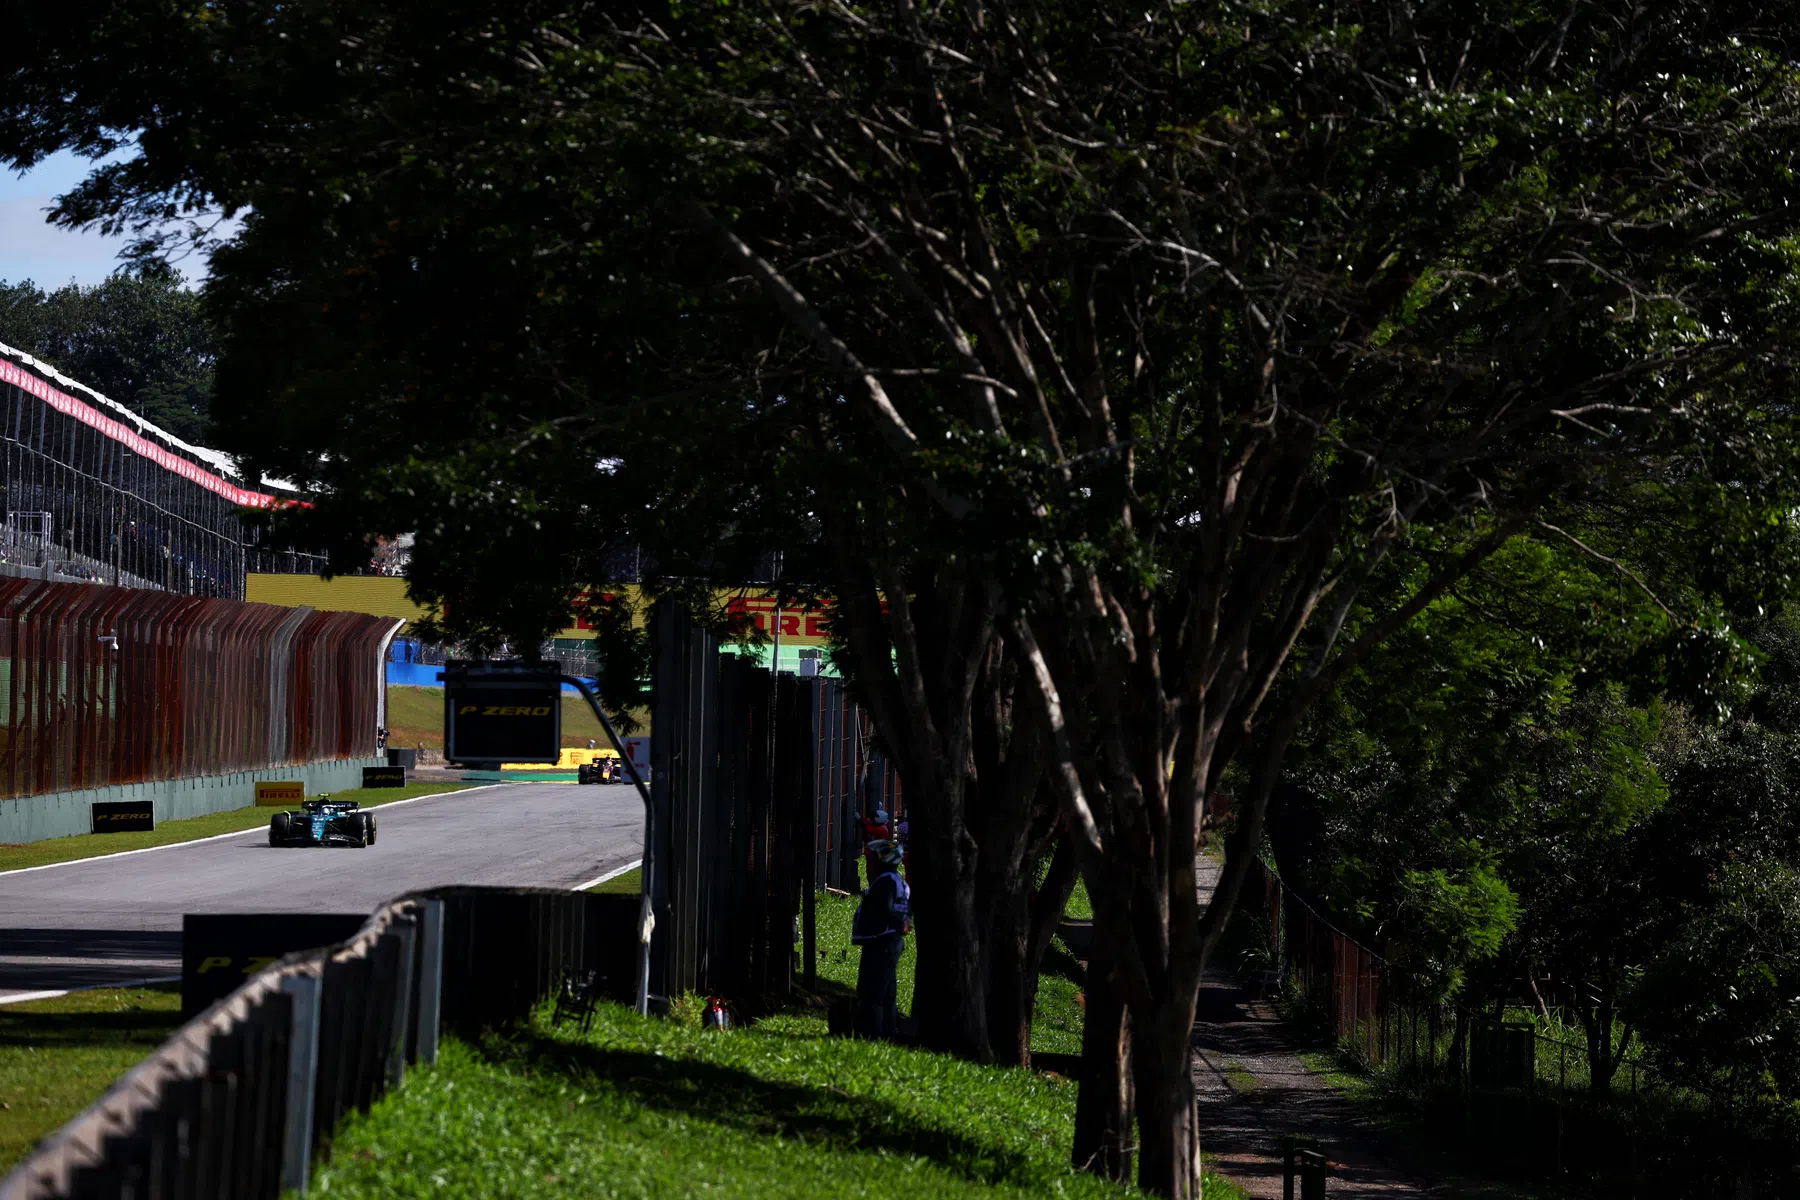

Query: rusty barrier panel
[{"left": 0, "top": 578, "right": 397, "bottom": 799}]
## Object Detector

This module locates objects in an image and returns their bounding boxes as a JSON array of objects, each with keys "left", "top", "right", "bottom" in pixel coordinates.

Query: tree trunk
[
  {"left": 1132, "top": 1003, "right": 1200, "bottom": 1200},
  {"left": 820, "top": 552, "right": 998, "bottom": 1063},
  {"left": 982, "top": 830, "right": 1081, "bottom": 1065},
  {"left": 1024, "top": 834, "right": 1080, "bottom": 984},
  {"left": 1581, "top": 994, "right": 1619, "bottom": 1098},
  {"left": 1449, "top": 1009, "right": 1471, "bottom": 1089},
  {"left": 980, "top": 854, "right": 1034, "bottom": 1066},
  {"left": 1073, "top": 941, "right": 1134, "bottom": 1181},
  {"left": 908, "top": 761, "right": 991, "bottom": 1060}
]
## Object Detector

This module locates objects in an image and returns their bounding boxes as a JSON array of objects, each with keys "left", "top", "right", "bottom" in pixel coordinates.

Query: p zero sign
[
  {"left": 92, "top": 801, "right": 154, "bottom": 833},
  {"left": 444, "top": 660, "right": 561, "bottom": 764},
  {"left": 182, "top": 913, "right": 366, "bottom": 1017}
]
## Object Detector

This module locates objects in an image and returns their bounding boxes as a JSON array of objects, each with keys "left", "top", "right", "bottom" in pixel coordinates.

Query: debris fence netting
[
  {"left": 0, "top": 350, "right": 273, "bottom": 600},
  {"left": 0, "top": 341, "right": 340, "bottom": 595},
  {"left": 0, "top": 577, "right": 397, "bottom": 799}
]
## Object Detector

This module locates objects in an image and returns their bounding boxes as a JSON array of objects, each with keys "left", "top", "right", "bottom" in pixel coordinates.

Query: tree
[
  {"left": 12, "top": 3, "right": 1800, "bottom": 1195},
  {"left": 1636, "top": 864, "right": 1800, "bottom": 1121},
  {"left": 0, "top": 263, "right": 215, "bottom": 443},
  {"left": 1285, "top": 519, "right": 1800, "bottom": 1102}
]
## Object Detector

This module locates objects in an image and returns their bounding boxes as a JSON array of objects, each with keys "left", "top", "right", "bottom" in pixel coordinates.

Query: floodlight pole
[{"left": 562, "top": 675, "right": 655, "bottom": 1017}]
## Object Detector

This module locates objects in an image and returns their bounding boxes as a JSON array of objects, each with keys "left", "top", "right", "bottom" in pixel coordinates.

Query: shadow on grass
[
  {"left": 486, "top": 1027, "right": 1038, "bottom": 1188},
  {"left": 0, "top": 984, "right": 181, "bottom": 1050}
]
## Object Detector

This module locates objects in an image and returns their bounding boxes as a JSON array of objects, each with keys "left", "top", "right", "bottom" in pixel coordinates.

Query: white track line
[
  {"left": 572, "top": 859, "right": 643, "bottom": 892},
  {"left": 0, "top": 975, "right": 182, "bottom": 1007},
  {"left": 0, "top": 783, "right": 511, "bottom": 880}
]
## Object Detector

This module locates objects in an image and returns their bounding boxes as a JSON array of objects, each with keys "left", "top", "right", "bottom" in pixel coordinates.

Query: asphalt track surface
[{"left": 0, "top": 782, "right": 644, "bottom": 998}]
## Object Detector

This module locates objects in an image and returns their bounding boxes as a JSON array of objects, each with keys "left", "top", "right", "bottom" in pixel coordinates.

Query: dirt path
[{"left": 1193, "top": 857, "right": 1436, "bottom": 1197}]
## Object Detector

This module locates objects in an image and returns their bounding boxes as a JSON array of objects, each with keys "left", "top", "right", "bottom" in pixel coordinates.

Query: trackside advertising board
[
  {"left": 91, "top": 801, "right": 154, "bottom": 833},
  {"left": 444, "top": 660, "right": 561, "bottom": 764},
  {"left": 255, "top": 781, "right": 305, "bottom": 807},
  {"left": 182, "top": 913, "right": 366, "bottom": 1017}
]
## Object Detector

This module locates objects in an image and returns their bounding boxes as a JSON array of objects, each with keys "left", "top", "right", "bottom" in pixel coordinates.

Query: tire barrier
[{"left": 0, "top": 887, "right": 641, "bottom": 1200}]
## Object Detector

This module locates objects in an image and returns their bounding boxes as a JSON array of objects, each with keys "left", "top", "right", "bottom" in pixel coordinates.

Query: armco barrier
[
  {"left": 0, "top": 886, "right": 639, "bottom": 1200},
  {"left": 0, "top": 576, "right": 399, "bottom": 807}
]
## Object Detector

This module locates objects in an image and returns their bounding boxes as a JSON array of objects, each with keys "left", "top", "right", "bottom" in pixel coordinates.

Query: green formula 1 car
[{"left": 268, "top": 796, "right": 378, "bottom": 848}]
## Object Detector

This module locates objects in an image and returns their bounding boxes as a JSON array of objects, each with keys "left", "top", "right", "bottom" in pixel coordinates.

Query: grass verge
[
  {"left": 811, "top": 883, "right": 919, "bottom": 1018},
  {"left": 1032, "top": 937, "right": 1086, "bottom": 1056},
  {"left": 312, "top": 1000, "right": 1245, "bottom": 1199},
  {"left": 0, "top": 783, "right": 474, "bottom": 873},
  {"left": 588, "top": 866, "right": 642, "bottom": 896},
  {"left": 0, "top": 984, "right": 183, "bottom": 1173}
]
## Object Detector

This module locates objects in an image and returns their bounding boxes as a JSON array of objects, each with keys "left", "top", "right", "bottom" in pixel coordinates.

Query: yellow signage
[
  {"left": 500, "top": 747, "right": 619, "bottom": 771},
  {"left": 255, "top": 781, "right": 305, "bottom": 807}
]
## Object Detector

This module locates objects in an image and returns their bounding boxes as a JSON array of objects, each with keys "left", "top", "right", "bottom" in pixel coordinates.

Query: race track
[{"left": 0, "top": 782, "right": 644, "bottom": 997}]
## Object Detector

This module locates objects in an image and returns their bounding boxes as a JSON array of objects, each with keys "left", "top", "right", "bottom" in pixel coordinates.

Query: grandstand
[{"left": 0, "top": 340, "right": 325, "bottom": 599}]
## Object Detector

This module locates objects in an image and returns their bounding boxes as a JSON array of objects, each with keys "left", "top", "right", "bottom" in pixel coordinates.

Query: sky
[{"left": 0, "top": 149, "right": 145, "bottom": 289}]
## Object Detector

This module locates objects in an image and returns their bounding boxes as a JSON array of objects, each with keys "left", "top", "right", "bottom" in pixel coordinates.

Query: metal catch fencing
[
  {"left": 0, "top": 577, "right": 398, "bottom": 798},
  {"left": 0, "top": 345, "right": 284, "bottom": 601},
  {"left": 0, "top": 887, "right": 641, "bottom": 1200}
]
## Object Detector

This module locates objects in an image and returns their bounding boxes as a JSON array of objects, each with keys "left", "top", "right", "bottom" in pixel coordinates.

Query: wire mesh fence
[
  {"left": 0, "top": 348, "right": 281, "bottom": 599},
  {"left": 0, "top": 577, "right": 398, "bottom": 799},
  {"left": 0, "top": 343, "right": 356, "bottom": 599}
]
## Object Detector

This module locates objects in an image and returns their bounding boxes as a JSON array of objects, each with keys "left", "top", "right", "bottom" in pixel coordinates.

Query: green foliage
[
  {"left": 1387, "top": 864, "right": 1520, "bottom": 998},
  {"left": 0, "top": 263, "right": 214, "bottom": 443},
  {"left": 8, "top": 0, "right": 1800, "bottom": 663},
  {"left": 1294, "top": 582, "right": 1800, "bottom": 1121},
  {"left": 568, "top": 590, "right": 653, "bottom": 735},
  {"left": 1285, "top": 529, "right": 1680, "bottom": 1000},
  {"left": 1635, "top": 861, "right": 1800, "bottom": 1119},
  {"left": 665, "top": 991, "right": 708, "bottom": 1031}
]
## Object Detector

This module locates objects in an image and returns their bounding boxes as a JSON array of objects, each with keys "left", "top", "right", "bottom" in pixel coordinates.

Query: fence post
[
  {"left": 280, "top": 972, "right": 322, "bottom": 1196},
  {"left": 385, "top": 919, "right": 419, "bottom": 1092},
  {"left": 414, "top": 899, "right": 445, "bottom": 1066},
  {"left": 1557, "top": 1039, "right": 1565, "bottom": 1176},
  {"left": 1300, "top": 1148, "right": 1327, "bottom": 1200}
]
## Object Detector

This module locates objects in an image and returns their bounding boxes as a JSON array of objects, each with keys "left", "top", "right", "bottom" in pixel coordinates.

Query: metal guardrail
[{"left": 0, "top": 886, "right": 640, "bottom": 1200}]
